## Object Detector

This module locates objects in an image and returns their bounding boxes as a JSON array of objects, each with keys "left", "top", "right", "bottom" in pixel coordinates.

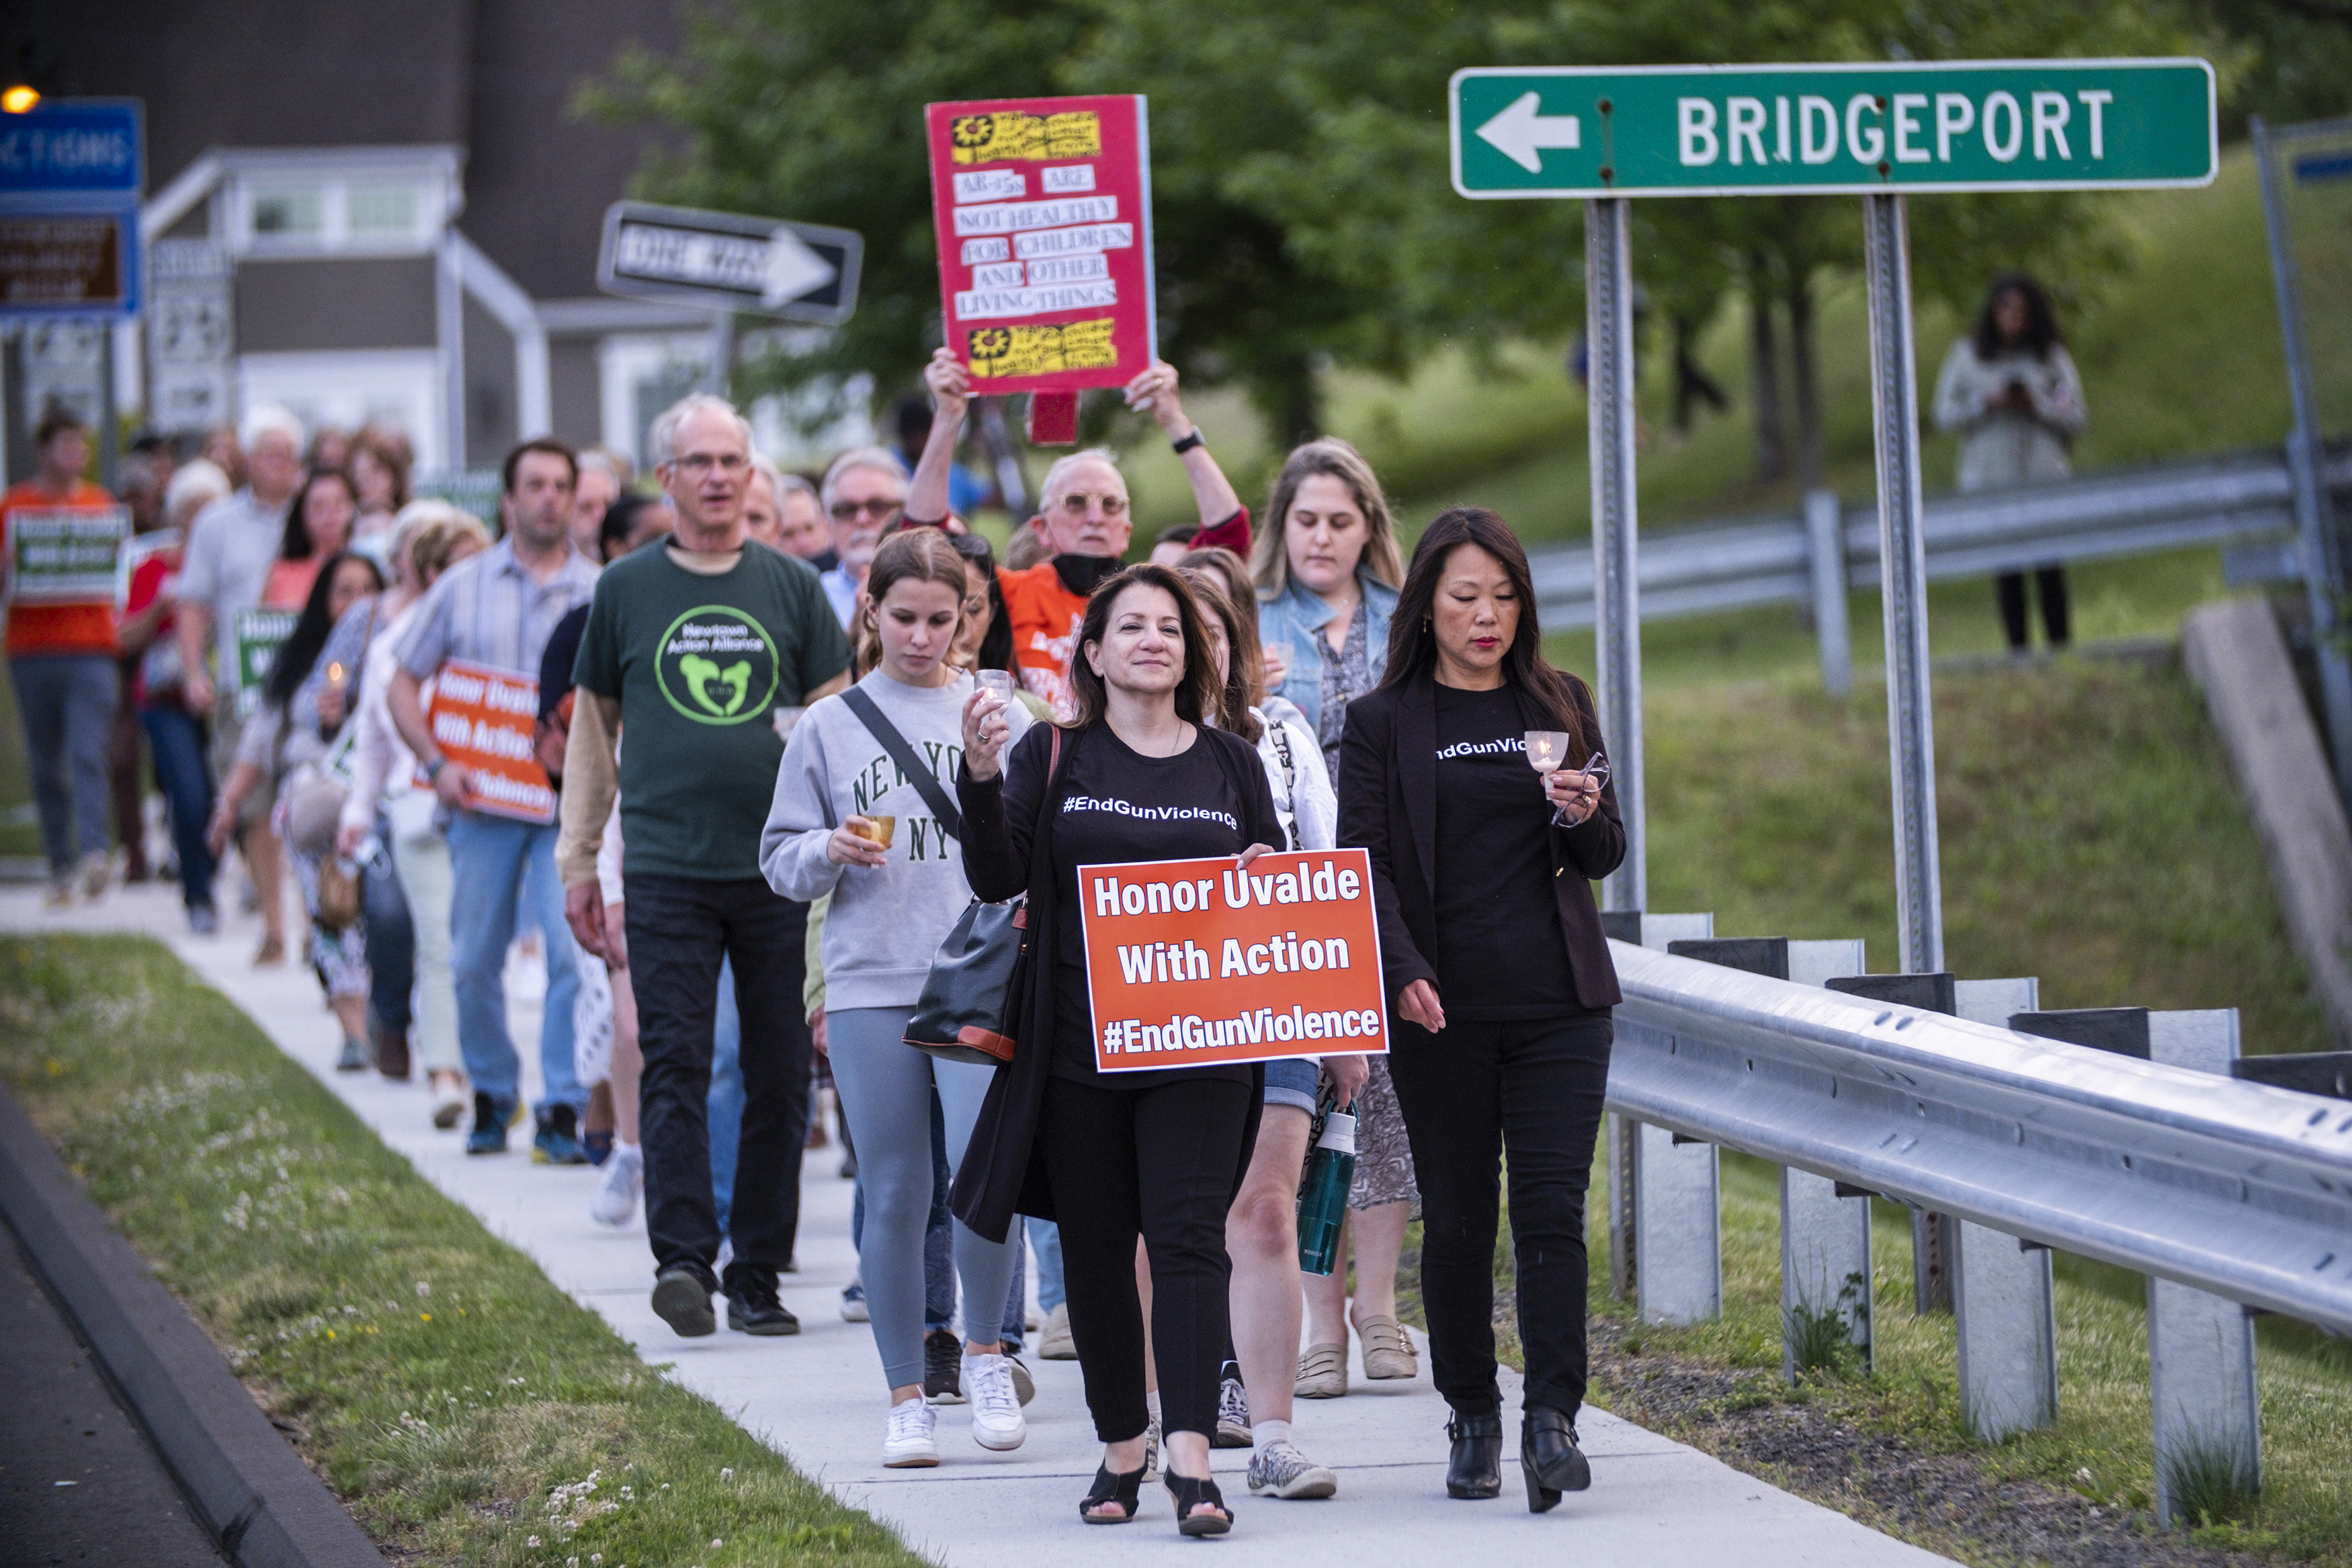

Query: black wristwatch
[{"left": 1170, "top": 428, "right": 1205, "bottom": 455}]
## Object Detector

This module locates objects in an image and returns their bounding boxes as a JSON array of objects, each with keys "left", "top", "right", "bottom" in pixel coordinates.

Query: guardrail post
[
  {"left": 1783, "top": 941, "right": 1871, "bottom": 1377},
  {"left": 1600, "top": 912, "right": 1714, "bottom": 1313},
  {"left": 2146, "top": 1010, "right": 2262, "bottom": 1526},
  {"left": 1945, "top": 977, "right": 2061, "bottom": 1438},
  {"left": 1804, "top": 490, "right": 1852, "bottom": 697}
]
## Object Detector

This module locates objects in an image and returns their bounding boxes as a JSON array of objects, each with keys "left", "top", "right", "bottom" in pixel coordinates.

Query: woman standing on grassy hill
[
  {"left": 1338, "top": 507, "right": 1620, "bottom": 1514},
  {"left": 1934, "top": 273, "right": 2088, "bottom": 654}
]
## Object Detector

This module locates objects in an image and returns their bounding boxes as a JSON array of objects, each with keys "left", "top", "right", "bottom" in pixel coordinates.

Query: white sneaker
[
  {"left": 589, "top": 1145, "right": 643, "bottom": 1227},
  {"left": 883, "top": 1397, "right": 939, "bottom": 1468},
  {"left": 962, "top": 1352, "right": 1028, "bottom": 1451}
]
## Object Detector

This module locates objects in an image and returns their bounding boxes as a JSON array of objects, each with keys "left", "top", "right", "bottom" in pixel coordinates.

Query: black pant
[
  {"left": 1387, "top": 1012, "right": 1612, "bottom": 1419},
  {"left": 1996, "top": 566, "right": 2070, "bottom": 650},
  {"left": 1038, "top": 1074, "right": 1251, "bottom": 1442},
  {"left": 626, "top": 874, "right": 813, "bottom": 1291}
]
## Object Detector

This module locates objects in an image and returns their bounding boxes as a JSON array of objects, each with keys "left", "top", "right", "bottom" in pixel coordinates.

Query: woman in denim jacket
[
  {"left": 1246, "top": 439, "right": 1421, "bottom": 1405},
  {"left": 1249, "top": 439, "right": 1404, "bottom": 778}
]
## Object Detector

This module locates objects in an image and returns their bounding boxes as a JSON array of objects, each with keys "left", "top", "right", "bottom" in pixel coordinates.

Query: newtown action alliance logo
[{"left": 655, "top": 605, "right": 780, "bottom": 725}]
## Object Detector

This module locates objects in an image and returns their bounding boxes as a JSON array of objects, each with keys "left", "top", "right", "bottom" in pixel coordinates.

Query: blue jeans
[
  {"left": 446, "top": 812, "right": 583, "bottom": 1113},
  {"left": 359, "top": 828, "right": 415, "bottom": 1033},
  {"left": 709, "top": 956, "right": 744, "bottom": 1233},
  {"left": 1030, "top": 1219, "right": 1066, "bottom": 1314},
  {"left": 139, "top": 703, "right": 215, "bottom": 912},
  {"left": 11, "top": 654, "right": 118, "bottom": 875}
]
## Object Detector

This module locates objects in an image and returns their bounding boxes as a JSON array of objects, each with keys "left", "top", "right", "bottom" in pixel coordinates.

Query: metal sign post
[
  {"left": 1453, "top": 58, "right": 2216, "bottom": 951},
  {"left": 1586, "top": 196, "right": 1645, "bottom": 911},
  {"left": 1863, "top": 193, "right": 1943, "bottom": 974},
  {"left": 2252, "top": 114, "right": 2352, "bottom": 799}
]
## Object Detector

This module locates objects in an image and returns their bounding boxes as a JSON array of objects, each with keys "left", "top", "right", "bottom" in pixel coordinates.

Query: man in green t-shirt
[{"left": 559, "top": 392, "right": 851, "bottom": 1340}]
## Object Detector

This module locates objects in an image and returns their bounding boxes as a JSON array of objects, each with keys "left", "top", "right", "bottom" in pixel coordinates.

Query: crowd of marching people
[{"left": 5, "top": 343, "right": 1622, "bottom": 1536}]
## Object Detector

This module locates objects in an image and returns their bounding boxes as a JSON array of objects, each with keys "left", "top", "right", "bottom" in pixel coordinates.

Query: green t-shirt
[{"left": 573, "top": 543, "right": 851, "bottom": 881}]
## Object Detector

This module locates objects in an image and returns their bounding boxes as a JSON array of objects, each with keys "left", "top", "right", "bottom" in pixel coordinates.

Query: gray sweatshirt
[{"left": 759, "top": 668, "right": 1032, "bottom": 1012}]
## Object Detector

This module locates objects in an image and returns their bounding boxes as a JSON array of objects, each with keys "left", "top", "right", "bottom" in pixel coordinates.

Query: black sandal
[
  {"left": 1080, "top": 1463, "right": 1146, "bottom": 1524},
  {"left": 1165, "top": 1471, "right": 1232, "bottom": 1537}
]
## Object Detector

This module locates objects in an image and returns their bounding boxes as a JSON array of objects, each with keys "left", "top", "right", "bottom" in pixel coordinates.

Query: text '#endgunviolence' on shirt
[{"left": 573, "top": 543, "right": 850, "bottom": 881}]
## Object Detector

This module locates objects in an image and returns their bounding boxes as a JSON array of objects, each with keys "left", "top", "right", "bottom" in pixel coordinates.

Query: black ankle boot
[
  {"left": 1445, "top": 1410, "right": 1504, "bottom": 1499},
  {"left": 1520, "top": 1405, "right": 1591, "bottom": 1512}
]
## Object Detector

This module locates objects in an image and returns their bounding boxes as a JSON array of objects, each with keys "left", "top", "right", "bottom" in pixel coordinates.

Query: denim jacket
[{"left": 1254, "top": 568, "right": 1399, "bottom": 737}]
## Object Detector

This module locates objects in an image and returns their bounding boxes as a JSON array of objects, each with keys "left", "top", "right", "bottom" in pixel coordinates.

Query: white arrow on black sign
[{"left": 597, "top": 200, "right": 863, "bottom": 326}]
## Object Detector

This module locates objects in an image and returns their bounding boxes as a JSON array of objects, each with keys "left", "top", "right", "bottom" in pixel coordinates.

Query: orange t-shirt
[
  {"left": 1, "top": 480, "right": 120, "bottom": 658},
  {"left": 262, "top": 555, "right": 324, "bottom": 610},
  {"left": 998, "top": 562, "right": 1088, "bottom": 724}
]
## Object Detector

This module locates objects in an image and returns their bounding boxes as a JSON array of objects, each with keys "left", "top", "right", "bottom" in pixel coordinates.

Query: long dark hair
[
  {"left": 1970, "top": 272, "right": 2061, "bottom": 363},
  {"left": 1064, "top": 563, "right": 1221, "bottom": 732},
  {"left": 1383, "top": 507, "right": 1591, "bottom": 762},
  {"left": 278, "top": 468, "right": 358, "bottom": 562},
  {"left": 946, "top": 530, "right": 1015, "bottom": 677},
  {"left": 1176, "top": 565, "right": 1265, "bottom": 744},
  {"left": 263, "top": 550, "right": 382, "bottom": 711}
]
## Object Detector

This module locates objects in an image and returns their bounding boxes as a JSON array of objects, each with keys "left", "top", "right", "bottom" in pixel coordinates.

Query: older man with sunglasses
[
  {"left": 906, "top": 351, "right": 1249, "bottom": 722},
  {"left": 814, "top": 449, "right": 908, "bottom": 629}
]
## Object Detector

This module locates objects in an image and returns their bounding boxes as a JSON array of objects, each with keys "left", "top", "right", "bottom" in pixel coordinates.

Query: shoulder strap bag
[
  {"left": 840, "top": 684, "right": 960, "bottom": 840},
  {"left": 902, "top": 725, "right": 1061, "bottom": 1066}
]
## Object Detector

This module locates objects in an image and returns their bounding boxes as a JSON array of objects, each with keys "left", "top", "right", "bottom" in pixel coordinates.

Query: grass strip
[{"left": 0, "top": 933, "right": 926, "bottom": 1568}]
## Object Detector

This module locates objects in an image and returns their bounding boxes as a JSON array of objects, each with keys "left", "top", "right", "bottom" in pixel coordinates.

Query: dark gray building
[{"left": 3, "top": 0, "right": 761, "bottom": 473}]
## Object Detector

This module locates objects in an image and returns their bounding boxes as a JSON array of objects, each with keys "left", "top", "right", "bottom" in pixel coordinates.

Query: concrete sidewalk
[{"left": 3, "top": 881, "right": 1953, "bottom": 1568}]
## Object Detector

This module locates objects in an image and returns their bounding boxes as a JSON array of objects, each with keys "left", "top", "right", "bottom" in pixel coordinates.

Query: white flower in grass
[
  {"left": 719, "top": 1467, "right": 732, "bottom": 1480},
  {"left": 526, "top": 1536, "right": 540, "bottom": 1548}
]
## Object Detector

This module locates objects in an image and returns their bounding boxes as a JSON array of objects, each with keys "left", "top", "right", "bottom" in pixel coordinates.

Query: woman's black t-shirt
[
  {"left": 1049, "top": 723, "right": 1257, "bottom": 1089},
  {"left": 1431, "top": 684, "right": 1586, "bottom": 1020}
]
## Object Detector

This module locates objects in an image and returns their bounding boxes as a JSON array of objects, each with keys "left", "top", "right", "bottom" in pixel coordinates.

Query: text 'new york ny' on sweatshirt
[{"left": 759, "top": 668, "right": 1034, "bottom": 1013}]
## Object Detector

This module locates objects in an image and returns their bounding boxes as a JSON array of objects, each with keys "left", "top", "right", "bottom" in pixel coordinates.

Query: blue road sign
[{"left": 0, "top": 99, "right": 145, "bottom": 317}]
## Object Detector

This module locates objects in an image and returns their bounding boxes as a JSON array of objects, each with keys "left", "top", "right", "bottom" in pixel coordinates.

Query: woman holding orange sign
[
  {"left": 1338, "top": 507, "right": 1622, "bottom": 1514},
  {"left": 955, "top": 563, "right": 1282, "bottom": 1537}
]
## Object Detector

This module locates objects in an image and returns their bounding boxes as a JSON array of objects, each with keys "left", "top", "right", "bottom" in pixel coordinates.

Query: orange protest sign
[
  {"left": 418, "top": 658, "right": 554, "bottom": 824},
  {"left": 1080, "top": 848, "right": 1389, "bottom": 1074}
]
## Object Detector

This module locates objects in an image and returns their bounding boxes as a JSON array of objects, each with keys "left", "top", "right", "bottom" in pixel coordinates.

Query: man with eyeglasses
[
  {"left": 557, "top": 392, "right": 852, "bottom": 1341},
  {"left": 814, "top": 447, "right": 908, "bottom": 629},
  {"left": 907, "top": 349, "right": 1249, "bottom": 722}
]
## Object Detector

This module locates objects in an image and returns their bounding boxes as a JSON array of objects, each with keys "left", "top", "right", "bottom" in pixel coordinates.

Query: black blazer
[
  {"left": 950, "top": 720, "right": 1277, "bottom": 1243},
  {"left": 1337, "top": 672, "right": 1626, "bottom": 1012}
]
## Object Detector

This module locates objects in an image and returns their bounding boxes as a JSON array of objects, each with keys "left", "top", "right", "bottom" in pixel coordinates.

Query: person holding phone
[
  {"left": 954, "top": 564, "right": 1283, "bottom": 1537},
  {"left": 1337, "top": 507, "right": 1622, "bottom": 1514}
]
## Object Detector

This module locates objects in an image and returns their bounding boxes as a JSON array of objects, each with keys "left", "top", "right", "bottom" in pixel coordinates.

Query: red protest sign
[
  {"left": 417, "top": 658, "right": 555, "bottom": 824},
  {"left": 1079, "top": 849, "right": 1389, "bottom": 1074},
  {"left": 925, "top": 94, "right": 1156, "bottom": 397}
]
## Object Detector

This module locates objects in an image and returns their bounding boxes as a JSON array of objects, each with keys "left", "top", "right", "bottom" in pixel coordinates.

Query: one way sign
[{"left": 597, "top": 201, "right": 863, "bottom": 324}]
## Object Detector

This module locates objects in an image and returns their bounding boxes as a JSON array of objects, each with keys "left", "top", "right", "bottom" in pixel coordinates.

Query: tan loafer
[
  {"left": 1294, "top": 1341, "right": 1348, "bottom": 1399},
  {"left": 1357, "top": 1314, "right": 1419, "bottom": 1380}
]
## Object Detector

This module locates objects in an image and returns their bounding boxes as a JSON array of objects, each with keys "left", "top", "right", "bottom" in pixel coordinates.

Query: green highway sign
[{"left": 1452, "top": 60, "right": 2215, "bottom": 200}]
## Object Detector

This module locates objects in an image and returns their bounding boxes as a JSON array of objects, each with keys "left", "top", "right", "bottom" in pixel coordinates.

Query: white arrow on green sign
[{"left": 1452, "top": 59, "right": 2216, "bottom": 199}]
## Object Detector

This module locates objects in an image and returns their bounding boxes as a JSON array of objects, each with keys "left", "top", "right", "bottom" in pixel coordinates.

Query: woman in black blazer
[{"left": 1337, "top": 507, "right": 1623, "bottom": 1513}]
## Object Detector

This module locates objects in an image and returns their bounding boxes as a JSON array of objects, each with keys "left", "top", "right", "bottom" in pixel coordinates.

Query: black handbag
[{"left": 901, "top": 722, "right": 1060, "bottom": 1066}]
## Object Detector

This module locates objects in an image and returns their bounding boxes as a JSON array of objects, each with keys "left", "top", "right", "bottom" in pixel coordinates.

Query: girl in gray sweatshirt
[{"left": 758, "top": 527, "right": 1034, "bottom": 1469}]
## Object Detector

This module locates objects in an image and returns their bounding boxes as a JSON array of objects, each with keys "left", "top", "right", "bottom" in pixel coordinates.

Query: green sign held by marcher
[
  {"left": 1452, "top": 60, "right": 2216, "bottom": 200},
  {"left": 233, "top": 607, "right": 298, "bottom": 719}
]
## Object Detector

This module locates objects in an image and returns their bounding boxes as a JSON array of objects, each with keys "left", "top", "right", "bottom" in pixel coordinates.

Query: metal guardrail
[
  {"left": 1606, "top": 940, "right": 2352, "bottom": 1332},
  {"left": 1602, "top": 928, "right": 2352, "bottom": 1522},
  {"left": 1531, "top": 444, "right": 2352, "bottom": 632}
]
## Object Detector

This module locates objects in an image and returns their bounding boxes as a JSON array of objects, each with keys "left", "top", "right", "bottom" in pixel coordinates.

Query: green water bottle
[{"left": 1296, "top": 1109, "right": 1357, "bottom": 1276}]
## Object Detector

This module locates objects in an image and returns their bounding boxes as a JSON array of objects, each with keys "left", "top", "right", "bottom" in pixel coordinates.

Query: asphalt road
[{"left": 0, "top": 1226, "right": 224, "bottom": 1567}]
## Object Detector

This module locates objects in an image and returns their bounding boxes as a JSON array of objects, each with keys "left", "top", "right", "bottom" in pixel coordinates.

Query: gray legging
[{"left": 825, "top": 1006, "right": 1017, "bottom": 1390}]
